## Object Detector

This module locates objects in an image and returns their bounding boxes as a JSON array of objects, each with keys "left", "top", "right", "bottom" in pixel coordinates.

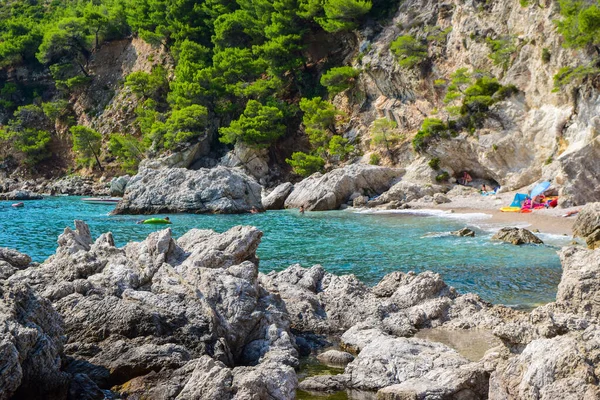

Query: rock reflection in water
[{"left": 414, "top": 328, "right": 502, "bottom": 361}]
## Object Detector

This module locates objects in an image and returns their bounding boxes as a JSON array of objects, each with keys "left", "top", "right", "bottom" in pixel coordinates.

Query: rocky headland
[{"left": 1, "top": 206, "right": 599, "bottom": 399}]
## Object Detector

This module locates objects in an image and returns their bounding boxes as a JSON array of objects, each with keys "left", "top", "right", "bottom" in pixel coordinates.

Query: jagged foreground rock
[
  {"left": 1, "top": 221, "right": 599, "bottom": 399},
  {"left": 113, "top": 166, "right": 263, "bottom": 215},
  {"left": 573, "top": 202, "right": 600, "bottom": 250}
]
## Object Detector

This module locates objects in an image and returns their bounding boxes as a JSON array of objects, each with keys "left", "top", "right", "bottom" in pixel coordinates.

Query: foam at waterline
[{"left": 351, "top": 207, "right": 493, "bottom": 222}]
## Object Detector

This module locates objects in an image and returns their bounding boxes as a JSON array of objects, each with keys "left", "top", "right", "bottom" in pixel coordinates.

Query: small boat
[
  {"left": 81, "top": 197, "right": 122, "bottom": 205},
  {"left": 142, "top": 218, "right": 172, "bottom": 225},
  {"left": 11, "top": 202, "right": 24, "bottom": 208}
]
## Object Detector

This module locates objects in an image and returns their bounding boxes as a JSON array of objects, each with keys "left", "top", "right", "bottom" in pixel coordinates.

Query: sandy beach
[{"left": 410, "top": 187, "right": 580, "bottom": 236}]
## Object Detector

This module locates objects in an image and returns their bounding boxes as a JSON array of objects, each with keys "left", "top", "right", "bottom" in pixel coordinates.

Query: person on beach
[
  {"left": 250, "top": 207, "right": 259, "bottom": 214},
  {"left": 299, "top": 205, "right": 305, "bottom": 214},
  {"left": 481, "top": 184, "right": 488, "bottom": 193},
  {"left": 459, "top": 172, "right": 472, "bottom": 185}
]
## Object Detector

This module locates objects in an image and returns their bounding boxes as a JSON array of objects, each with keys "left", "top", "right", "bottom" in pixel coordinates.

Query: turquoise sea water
[{"left": 0, "top": 196, "right": 571, "bottom": 306}]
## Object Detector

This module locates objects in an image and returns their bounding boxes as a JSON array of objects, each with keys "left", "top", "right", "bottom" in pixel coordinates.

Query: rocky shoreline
[{"left": 1, "top": 206, "right": 599, "bottom": 399}]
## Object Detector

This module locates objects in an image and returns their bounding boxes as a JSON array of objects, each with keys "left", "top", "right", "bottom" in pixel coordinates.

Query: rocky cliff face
[{"left": 338, "top": 0, "right": 600, "bottom": 205}]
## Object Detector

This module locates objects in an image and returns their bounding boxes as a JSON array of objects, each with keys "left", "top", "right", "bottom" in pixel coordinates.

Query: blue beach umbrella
[{"left": 530, "top": 181, "right": 551, "bottom": 198}]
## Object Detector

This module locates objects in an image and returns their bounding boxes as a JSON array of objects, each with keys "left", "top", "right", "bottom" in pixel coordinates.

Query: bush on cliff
[
  {"left": 390, "top": 35, "right": 429, "bottom": 68},
  {"left": 219, "top": 100, "right": 286, "bottom": 148},
  {"left": 320, "top": 66, "right": 361, "bottom": 95},
  {"left": 286, "top": 152, "right": 326, "bottom": 177},
  {"left": 70, "top": 125, "right": 103, "bottom": 171}
]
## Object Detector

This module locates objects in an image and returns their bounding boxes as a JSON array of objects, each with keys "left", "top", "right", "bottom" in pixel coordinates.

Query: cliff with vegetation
[{"left": 1, "top": 0, "right": 599, "bottom": 205}]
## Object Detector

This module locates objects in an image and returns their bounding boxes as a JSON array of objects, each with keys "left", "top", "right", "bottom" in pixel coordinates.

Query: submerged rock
[
  {"left": 491, "top": 227, "right": 543, "bottom": 245},
  {"left": 451, "top": 227, "right": 475, "bottom": 237},
  {"left": 113, "top": 166, "right": 263, "bottom": 214},
  {"left": 284, "top": 164, "right": 403, "bottom": 211},
  {"left": 572, "top": 202, "right": 600, "bottom": 249},
  {"left": 316, "top": 350, "right": 354, "bottom": 366}
]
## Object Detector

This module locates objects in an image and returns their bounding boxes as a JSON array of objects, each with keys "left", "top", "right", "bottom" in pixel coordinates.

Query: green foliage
[
  {"left": 0, "top": 127, "right": 52, "bottom": 166},
  {"left": 369, "top": 117, "right": 402, "bottom": 161},
  {"left": 553, "top": 65, "right": 600, "bottom": 90},
  {"left": 314, "top": 0, "right": 373, "bottom": 32},
  {"left": 412, "top": 118, "right": 454, "bottom": 152},
  {"left": 390, "top": 35, "right": 428, "bottom": 68},
  {"left": 327, "top": 135, "right": 354, "bottom": 160},
  {"left": 541, "top": 48, "right": 551, "bottom": 63},
  {"left": 286, "top": 152, "right": 325, "bottom": 177},
  {"left": 299, "top": 97, "right": 340, "bottom": 149},
  {"left": 42, "top": 100, "right": 71, "bottom": 122},
  {"left": 320, "top": 67, "right": 361, "bottom": 95},
  {"left": 70, "top": 125, "right": 103, "bottom": 170},
  {"left": 125, "top": 66, "right": 168, "bottom": 100},
  {"left": 428, "top": 157, "right": 440, "bottom": 170},
  {"left": 425, "top": 26, "right": 452, "bottom": 43},
  {"left": 219, "top": 100, "right": 285, "bottom": 148},
  {"left": 159, "top": 105, "right": 209, "bottom": 150},
  {"left": 520, "top": 0, "right": 530, "bottom": 7},
  {"left": 556, "top": 0, "right": 600, "bottom": 49},
  {"left": 435, "top": 171, "right": 450, "bottom": 182},
  {"left": 369, "top": 153, "right": 380, "bottom": 165},
  {"left": 109, "top": 134, "right": 147, "bottom": 173},
  {"left": 486, "top": 36, "right": 517, "bottom": 70}
]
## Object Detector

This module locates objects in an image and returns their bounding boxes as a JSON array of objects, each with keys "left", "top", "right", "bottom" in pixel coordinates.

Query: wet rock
[
  {"left": 451, "top": 228, "right": 475, "bottom": 237},
  {"left": 298, "top": 374, "right": 350, "bottom": 393},
  {"left": 109, "top": 175, "right": 130, "bottom": 196},
  {"left": 284, "top": 164, "right": 403, "bottom": 211},
  {"left": 316, "top": 350, "right": 355, "bottom": 366},
  {"left": 491, "top": 227, "right": 543, "bottom": 245},
  {"left": 113, "top": 166, "right": 263, "bottom": 215},
  {"left": 0, "top": 190, "right": 43, "bottom": 200},
  {"left": 572, "top": 202, "right": 600, "bottom": 249},
  {"left": 262, "top": 182, "right": 294, "bottom": 210}
]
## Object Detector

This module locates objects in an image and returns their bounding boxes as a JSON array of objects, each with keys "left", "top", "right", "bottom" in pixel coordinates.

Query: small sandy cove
[{"left": 412, "top": 188, "right": 580, "bottom": 236}]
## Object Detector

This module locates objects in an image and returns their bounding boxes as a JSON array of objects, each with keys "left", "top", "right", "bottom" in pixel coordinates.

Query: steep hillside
[{"left": 0, "top": 0, "right": 599, "bottom": 205}]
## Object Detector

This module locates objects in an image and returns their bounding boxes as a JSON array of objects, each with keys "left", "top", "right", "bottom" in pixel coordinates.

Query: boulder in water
[
  {"left": 491, "top": 227, "right": 543, "bottom": 245},
  {"left": 262, "top": 182, "right": 293, "bottom": 210},
  {"left": 316, "top": 350, "right": 354, "bottom": 366},
  {"left": 109, "top": 175, "right": 130, "bottom": 196},
  {"left": 113, "top": 166, "right": 263, "bottom": 214},
  {"left": 0, "top": 190, "right": 43, "bottom": 200},
  {"left": 451, "top": 227, "right": 476, "bottom": 237},
  {"left": 284, "top": 164, "right": 403, "bottom": 211}
]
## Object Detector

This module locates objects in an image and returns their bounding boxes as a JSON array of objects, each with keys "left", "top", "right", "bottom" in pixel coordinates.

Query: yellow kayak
[{"left": 500, "top": 206, "right": 522, "bottom": 212}]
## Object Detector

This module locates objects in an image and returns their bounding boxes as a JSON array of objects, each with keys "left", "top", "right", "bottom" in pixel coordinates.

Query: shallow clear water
[{"left": 0, "top": 197, "right": 570, "bottom": 306}]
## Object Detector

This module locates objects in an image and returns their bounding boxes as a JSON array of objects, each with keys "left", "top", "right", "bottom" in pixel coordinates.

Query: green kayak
[{"left": 142, "top": 218, "right": 172, "bottom": 225}]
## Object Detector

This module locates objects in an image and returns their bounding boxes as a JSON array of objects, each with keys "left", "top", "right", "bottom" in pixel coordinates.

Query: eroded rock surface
[
  {"left": 573, "top": 202, "right": 600, "bottom": 249},
  {"left": 113, "top": 166, "right": 263, "bottom": 214},
  {"left": 262, "top": 182, "right": 294, "bottom": 210},
  {"left": 284, "top": 164, "right": 403, "bottom": 211}
]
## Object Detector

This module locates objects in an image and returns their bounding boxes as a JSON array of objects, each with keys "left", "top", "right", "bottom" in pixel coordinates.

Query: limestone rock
[
  {"left": 489, "top": 327, "right": 600, "bottom": 400},
  {"left": 555, "top": 247, "right": 600, "bottom": 319},
  {"left": 109, "top": 175, "right": 130, "bottom": 196},
  {"left": 491, "top": 227, "right": 543, "bottom": 245},
  {"left": 0, "top": 248, "right": 32, "bottom": 279},
  {"left": 316, "top": 350, "right": 355, "bottom": 366},
  {"left": 113, "top": 166, "right": 263, "bottom": 214},
  {"left": 451, "top": 228, "right": 475, "bottom": 237},
  {"left": 345, "top": 336, "right": 470, "bottom": 390},
  {"left": 556, "top": 138, "right": 600, "bottom": 207},
  {"left": 0, "top": 190, "right": 43, "bottom": 200},
  {"left": 572, "top": 203, "right": 600, "bottom": 249},
  {"left": 375, "top": 181, "right": 444, "bottom": 204},
  {"left": 0, "top": 281, "right": 70, "bottom": 400},
  {"left": 221, "top": 142, "right": 270, "bottom": 181},
  {"left": 262, "top": 182, "right": 294, "bottom": 210},
  {"left": 284, "top": 164, "right": 403, "bottom": 211},
  {"left": 298, "top": 374, "right": 350, "bottom": 393},
  {"left": 433, "top": 193, "right": 451, "bottom": 204}
]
